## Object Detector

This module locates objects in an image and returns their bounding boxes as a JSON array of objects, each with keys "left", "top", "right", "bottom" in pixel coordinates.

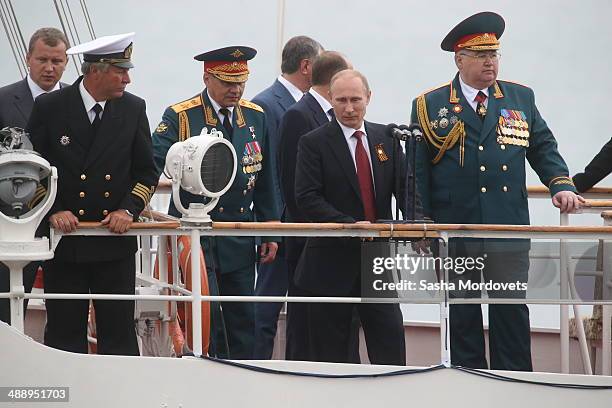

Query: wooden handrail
[
  {"left": 154, "top": 184, "right": 612, "bottom": 197},
  {"left": 528, "top": 186, "right": 612, "bottom": 196},
  {"left": 74, "top": 220, "right": 612, "bottom": 233}
]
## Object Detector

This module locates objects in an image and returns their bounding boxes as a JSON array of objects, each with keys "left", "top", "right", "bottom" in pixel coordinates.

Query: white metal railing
[
  {"left": 3, "top": 184, "right": 612, "bottom": 375},
  {"left": 5, "top": 222, "right": 597, "bottom": 375}
]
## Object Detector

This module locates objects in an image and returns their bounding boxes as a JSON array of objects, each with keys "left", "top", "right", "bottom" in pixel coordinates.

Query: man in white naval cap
[{"left": 27, "top": 32, "right": 158, "bottom": 355}]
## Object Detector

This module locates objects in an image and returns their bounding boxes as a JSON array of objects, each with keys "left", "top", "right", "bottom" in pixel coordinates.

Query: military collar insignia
[
  {"left": 204, "top": 104, "right": 218, "bottom": 126},
  {"left": 235, "top": 105, "right": 246, "bottom": 128},
  {"left": 449, "top": 81, "right": 460, "bottom": 103},
  {"left": 492, "top": 81, "right": 504, "bottom": 99}
]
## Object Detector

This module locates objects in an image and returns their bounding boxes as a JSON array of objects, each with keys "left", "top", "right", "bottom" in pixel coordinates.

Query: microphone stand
[
  {"left": 402, "top": 129, "right": 424, "bottom": 223},
  {"left": 378, "top": 125, "right": 430, "bottom": 224}
]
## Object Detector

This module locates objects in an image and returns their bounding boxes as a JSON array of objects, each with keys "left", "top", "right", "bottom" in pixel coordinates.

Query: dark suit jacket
[
  {"left": 0, "top": 78, "right": 67, "bottom": 128},
  {"left": 252, "top": 79, "right": 298, "bottom": 212},
  {"left": 278, "top": 92, "right": 329, "bottom": 260},
  {"left": 294, "top": 120, "right": 408, "bottom": 295},
  {"left": 573, "top": 138, "right": 612, "bottom": 192},
  {"left": 27, "top": 77, "right": 158, "bottom": 263}
]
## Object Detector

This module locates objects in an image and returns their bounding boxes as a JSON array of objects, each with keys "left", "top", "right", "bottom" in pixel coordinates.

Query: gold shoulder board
[
  {"left": 239, "top": 99, "right": 264, "bottom": 113},
  {"left": 171, "top": 95, "right": 202, "bottom": 113}
]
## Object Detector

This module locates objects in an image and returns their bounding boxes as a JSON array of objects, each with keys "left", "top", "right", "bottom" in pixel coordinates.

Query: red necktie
[
  {"left": 352, "top": 130, "right": 377, "bottom": 222},
  {"left": 475, "top": 91, "right": 487, "bottom": 121}
]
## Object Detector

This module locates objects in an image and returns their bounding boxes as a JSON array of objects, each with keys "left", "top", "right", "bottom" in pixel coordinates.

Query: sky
[
  {"left": 2, "top": 0, "right": 610, "bottom": 327},
  {"left": 3, "top": 0, "right": 610, "bottom": 226}
]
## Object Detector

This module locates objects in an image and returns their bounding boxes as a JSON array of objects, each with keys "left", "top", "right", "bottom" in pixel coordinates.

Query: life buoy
[{"left": 154, "top": 235, "right": 210, "bottom": 355}]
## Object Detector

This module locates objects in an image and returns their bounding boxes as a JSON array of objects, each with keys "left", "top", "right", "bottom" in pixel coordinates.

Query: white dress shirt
[
  {"left": 79, "top": 80, "right": 106, "bottom": 123},
  {"left": 278, "top": 75, "right": 303, "bottom": 103},
  {"left": 459, "top": 75, "right": 489, "bottom": 112},
  {"left": 27, "top": 74, "right": 60, "bottom": 100},
  {"left": 207, "top": 90, "right": 233, "bottom": 125},
  {"left": 309, "top": 88, "right": 333, "bottom": 121}
]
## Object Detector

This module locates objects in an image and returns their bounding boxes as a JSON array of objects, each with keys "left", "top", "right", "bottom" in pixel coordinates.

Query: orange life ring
[{"left": 154, "top": 235, "right": 211, "bottom": 355}]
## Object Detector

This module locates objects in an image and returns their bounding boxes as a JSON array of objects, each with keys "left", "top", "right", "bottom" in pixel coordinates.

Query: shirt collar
[
  {"left": 207, "top": 89, "right": 233, "bottom": 119},
  {"left": 27, "top": 74, "right": 60, "bottom": 100},
  {"left": 309, "top": 88, "right": 333, "bottom": 115},
  {"left": 337, "top": 120, "right": 367, "bottom": 143},
  {"left": 458, "top": 74, "right": 489, "bottom": 104},
  {"left": 79, "top": 80, "right": 106, "bottom": 112},
  {"left": 278, "top": 75, "right": 304, "bottom": 102}
]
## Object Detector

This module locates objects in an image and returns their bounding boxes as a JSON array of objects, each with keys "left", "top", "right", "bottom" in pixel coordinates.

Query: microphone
[
  {"left": 407, "top": 123, "right": 423, "bottom": 139},
  {"left": 385, "top": 123, "right": 406, "bottom": 140},
  {"left": 399, "top": 124, "right": 412, "bottom": 139}
]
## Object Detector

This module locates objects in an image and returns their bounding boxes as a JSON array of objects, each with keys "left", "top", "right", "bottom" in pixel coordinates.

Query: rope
[
  {"left": 80, "top": 0, "right": 96, "bottom": 39},
  {"left": 58, "top": 0, "right": 81, "bottom": 65},
  {"left": 0, "top": 0, "right": 26, "bottom": 77},
  {"left": 52, "top": 0, "right": 80, "bottom": 72},
  {"left": 0, "top": 2, "right": 25, "bottom": 78}
]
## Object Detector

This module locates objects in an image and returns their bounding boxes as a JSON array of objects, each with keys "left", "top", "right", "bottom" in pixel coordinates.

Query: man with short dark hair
[
  {"left": 279, "top": 51, "right": 350, "bottom": 360},
  {"left": 294, "top": 69, "right": 407, "bottom": 364},
  {"left": 28, "top": 32, "right": 158, "bottom": 355},
  {"left": 0, "top": 27, "right": 70, "bottom": 129},
  {"left": 411, "top": 12, "right": 583, "bottom": 371},
  {"left": 152, "top": 46, "right": 280, "bottom": 359},
  {"left": 251, "top": 36, "right": 322, "bottom": 359},
  {"left": 0, "top": 27, "right": 70, "bottom": 325}
]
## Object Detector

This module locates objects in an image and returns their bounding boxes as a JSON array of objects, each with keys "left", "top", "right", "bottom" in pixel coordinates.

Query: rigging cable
[
  {"left": 0, "top": 0, "right": 26, "bottom": 77},
  {"left": 79, "top": 0, "right": 96, "bottom": 39},
  {"left": 52, "top": 0, "right": 80, "bottom": 72},
  {"left": 58, "top": 0, "right": 81, "bottom": 65}
]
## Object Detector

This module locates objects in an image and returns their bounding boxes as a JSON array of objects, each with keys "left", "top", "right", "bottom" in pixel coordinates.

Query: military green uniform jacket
[
  {"left": 411, "top": 74, "right": 576, "bottom": 228},
  {"left": 152, "top": 90, "right": 280, "bottom": 273}
]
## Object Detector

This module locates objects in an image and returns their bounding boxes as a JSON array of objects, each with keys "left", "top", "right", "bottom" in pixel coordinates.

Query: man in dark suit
[
  {"left": 0, "top": 27, "right": 69, "bottom": 325},
  {"left": 573, "top": 138, "right": 612, "bottom": 192},
  {"left": 295, "top": 69, "right": 407, "bottom": 365},
  {"left": 278, "top": 50, "right": 350, "bottom": 360},
  {"left": 251, "top": 36, "right": 322, "bottom": 359},
  {"left": 411, "top": 12, "right": 583, "bottom": 370},
  {"left": 27, "top": 33, "right": 158, "bottom": 355}
]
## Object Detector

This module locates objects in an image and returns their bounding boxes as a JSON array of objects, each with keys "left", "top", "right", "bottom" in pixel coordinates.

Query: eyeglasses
[{"left": 460, "top": 51, "right": 501, "bottom": 62}]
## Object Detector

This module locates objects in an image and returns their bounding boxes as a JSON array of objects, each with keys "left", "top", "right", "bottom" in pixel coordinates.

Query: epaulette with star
[
  {"left": 171, "top": 95, "right": 202, "bottom": 113},
  {"left": 239, "top": 99, "right": 264, "bottom": 113}
]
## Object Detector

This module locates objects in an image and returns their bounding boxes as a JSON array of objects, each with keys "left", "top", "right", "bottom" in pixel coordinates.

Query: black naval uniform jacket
[
  {"left": 573, "top": 137, "right": 612, "bottom": 193},
  {"left": 27, "top": 77, "right": 158, "bottom": 263}
]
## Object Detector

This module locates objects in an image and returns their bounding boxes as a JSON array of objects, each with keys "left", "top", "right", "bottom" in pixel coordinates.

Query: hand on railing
[
  {"left": 49, "top": 211, "right": 79, "bottom": 233},
  {"left": 553, "top": 191, "right": 586, "bottom": 213},
  {"left": 100, "top": 209, "right": 133, "bottom": 233}
]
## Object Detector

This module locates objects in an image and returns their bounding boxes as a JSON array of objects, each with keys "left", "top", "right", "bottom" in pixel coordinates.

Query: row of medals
[
  {"left": 496, "top": 110, "right": 530, "bottom": 147},
  {"left": 242, "top": 152, "right": 262, "bottom": 174}
]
